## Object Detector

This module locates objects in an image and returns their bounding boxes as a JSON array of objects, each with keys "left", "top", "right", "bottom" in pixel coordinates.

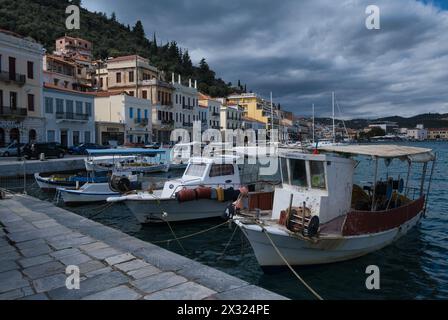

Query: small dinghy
[{"left": 34, "top": 172, "right": 109, "bottom": 191}]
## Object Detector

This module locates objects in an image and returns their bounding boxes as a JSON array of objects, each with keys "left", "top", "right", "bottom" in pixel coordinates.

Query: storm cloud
[{"left": 83, "top": 0, "right": 448, "bottom": 118}]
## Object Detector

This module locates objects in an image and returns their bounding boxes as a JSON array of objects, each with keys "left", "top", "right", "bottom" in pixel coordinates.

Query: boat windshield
[
  {"left": 185, "top": 163, "right": 207, "bottom": 177},
  {"left": 310, "top": 160, "right": 326, "bottom": 189},
  {"left": 290, "top": 159, "right": 307, "bottom": 187}
]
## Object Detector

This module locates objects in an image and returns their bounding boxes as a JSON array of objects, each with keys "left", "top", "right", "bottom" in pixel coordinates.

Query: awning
[{"left": 318, "top": 144, "right": 435, "bottom": 162}]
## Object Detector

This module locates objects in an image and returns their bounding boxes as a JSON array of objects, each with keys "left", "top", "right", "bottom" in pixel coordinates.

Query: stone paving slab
[{"left": 0, "top": 195, "right": 287, "bottom": 300}]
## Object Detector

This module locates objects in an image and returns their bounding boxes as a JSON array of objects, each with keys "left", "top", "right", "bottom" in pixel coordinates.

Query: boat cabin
[{"left": 271, "top": 151, "right": 355, "bottom": 224}]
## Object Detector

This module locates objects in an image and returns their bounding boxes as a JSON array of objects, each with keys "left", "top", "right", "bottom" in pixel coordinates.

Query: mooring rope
[
  {"left": 218, "top": 223, "right": 239, "bottom": 261},
  {"left": 258, "top": 223, "right": 323, "bottom": 300},
  {"left": 152, "top": 220, "right": 231, "bottom": 244},
  {"left": 162, "top": 217, "right": 187, "bottom": 254}
]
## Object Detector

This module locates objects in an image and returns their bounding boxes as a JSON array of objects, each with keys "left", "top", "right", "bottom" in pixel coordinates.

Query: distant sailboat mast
[
  {"left": 332, "top": 91, "right": 336, "bottom": 143},
  {"left": 312, "top": 103, "right": 315, "bottom": 144}
]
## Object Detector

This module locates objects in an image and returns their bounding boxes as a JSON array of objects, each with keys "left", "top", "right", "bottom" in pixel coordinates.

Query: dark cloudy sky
[{"left": 83, "top": 0, "right": 448, "bottom": 119}]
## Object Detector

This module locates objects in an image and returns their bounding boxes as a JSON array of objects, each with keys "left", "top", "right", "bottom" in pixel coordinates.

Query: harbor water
[{"left": 23, "top": 142, "right": 448, "bottom": 299}]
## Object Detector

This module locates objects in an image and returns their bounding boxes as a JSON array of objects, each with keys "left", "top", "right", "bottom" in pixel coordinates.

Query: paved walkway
[{"left": 0, "top": 194, "right": 286, "bottom": 300}]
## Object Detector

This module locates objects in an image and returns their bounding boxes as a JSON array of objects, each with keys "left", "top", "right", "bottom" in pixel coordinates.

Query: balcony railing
[
  {"left": 161, "top": 119, "right": 174, "bottom": 125},
  {"left": 56, "top": 112, "right": 89, "bottom": 121},
  {"left": 134, "top": 118, "right": 149, "bottom": 126},
  {"left": 183, "top": 122, "right": 193, "bottom": 127},
  {"left": 0, "top": 71, "right": 26, "bottom": 85},
  {"left": 182, "top": 105, "right": 194, "bottom": 110},
  {"left": 211, "top": 112, "right": 220, "bottom": 116},
  {"left": 0, "top": 106, "right": 28, "bottom": 117}
]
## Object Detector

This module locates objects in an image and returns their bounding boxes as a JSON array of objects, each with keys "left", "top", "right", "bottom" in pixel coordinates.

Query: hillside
[
  {"left": 0, "top": 0, "right": 246, "bottom": 97},
  {"left": 314, "top": 113, "right": 448, "bottom": 129}
]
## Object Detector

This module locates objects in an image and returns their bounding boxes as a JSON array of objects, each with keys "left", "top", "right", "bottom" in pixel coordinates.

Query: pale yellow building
[
  {"left": 428, "top": 128, "right": 448, "bottom": 140},
  {"left": 226, "top": 93, "right": 279, "bottom": 130},
  {"left": 0, "top": 29, "right": 45, "bottom": 146}
]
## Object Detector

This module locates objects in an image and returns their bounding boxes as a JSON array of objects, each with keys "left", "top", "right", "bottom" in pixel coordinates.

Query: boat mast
[
  {"left": 332, "top": 92, "right": 335, "bottom": 143},
  {"left": 312, "top": 103, "right": 315, "bottom": 144},
  {"left": 270, "top": 91, "right": 274, "bottom": 134}
]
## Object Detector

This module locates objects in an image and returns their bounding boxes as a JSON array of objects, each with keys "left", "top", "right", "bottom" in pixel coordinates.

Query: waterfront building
[
  {"left": 43, "top": 83, "right": 96, "bottom": 147},
  {"left": 95, "top": 55, "right": 174, "bottom": 143},
  {"left": 407, "top": 127, "right": 428, "bottom": 140},
  {"left": 0, "top": 29, "right": 45, "bottom": 146},
  {"left": 226, "top": 93, "right": 280, "bottom": 130},
  {"left": 171, "top": 75, "right": 199, "bottom": 141},
  {"left": 368, "top": 121, "right": 398, "bottom": 134},
  {"left": 220, "top": 104, "right": 244, "bottom": 130},
  {"left": 95, "top": 92, "right": 152, "bottom": 145},
  {"left": 199, "top": 92, "right": 221, "bottom": 130},
  {"left": 427, "top": 128, "right": 448, "bottom": 140},
  {"left": 242, "top": 116, "right": 265, "bottom": 131},
  {"left": 55, "top": 36, "right": 92, "bottom": 60}
]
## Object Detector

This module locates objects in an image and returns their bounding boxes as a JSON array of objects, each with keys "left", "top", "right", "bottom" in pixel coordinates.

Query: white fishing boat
[
  {"left": 233, "top": 145, "right": 436, "bottom": 267},
  {"left": 56, "top": 173, "right": 140, "bottom": 205},
  {"left": 84, "top": 148, "right": 169, "bottom": 174},
  {"left": 107, "top": 152, "right": 279, "bottom": 223},
  {"left": 34, "top": 172, "right": 109, "bottom": 191}
]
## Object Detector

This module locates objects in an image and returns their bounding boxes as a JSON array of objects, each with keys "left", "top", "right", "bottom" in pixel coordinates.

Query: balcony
[
  {"left": 56, "top": 112, "right": 89, "bottom": 121},
  {"left": 161, "top": 119, "right": 174, "bottom": 125},
  {"left": 134, "top": 118, "right": 149, "bottom": 126},
  {"left": 182, "top": 105, "right": 194, "bottom": 110},
  {"left": 211, "top": 112, "right": 220, "bottom": 117},
  {"left": 0, "top": 71, "right": 26, "bottom": 85},
  {"left": 183, "top": 122, "right": 193, "bottom": 127},
  {"left": 0, "top": 106, "right": 27, "bottom": 118}
]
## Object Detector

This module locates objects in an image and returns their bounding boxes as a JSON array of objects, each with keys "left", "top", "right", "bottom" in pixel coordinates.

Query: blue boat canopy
[{"left": 85, "top": 148, "right": 166, "bottom": 155}]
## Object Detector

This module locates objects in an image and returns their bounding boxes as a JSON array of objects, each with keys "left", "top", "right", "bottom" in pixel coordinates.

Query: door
[
  {"left": 9, "top": 128, "right": 20, "bottom": 143},
  {"left": 10, "top": 92, "right": 17, "bottom": 110},
  {"left": 60, "top": 130, "right": 68, "bottom": 148},
  {"left": 0, "top": 128, "right": 5, "bottom": 147},
  {"left": 9, "top": 57, "right": 16, "bottom": 80}
]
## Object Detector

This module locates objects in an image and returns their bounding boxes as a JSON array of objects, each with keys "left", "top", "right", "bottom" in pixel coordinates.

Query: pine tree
[
  {"left": 111, "top": 12, "right": 117, "bottom": 22},
  {"left": 133, "top": 20, "right": 145, "bottom": 39}
]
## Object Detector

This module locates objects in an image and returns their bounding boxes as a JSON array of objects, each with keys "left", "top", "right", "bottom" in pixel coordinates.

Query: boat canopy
[
  {"left": 318, "top": 144, "right": 435, "bottom": 162},
  {"left": 85, "top": 148, "right": 166, "bottom": 156}
]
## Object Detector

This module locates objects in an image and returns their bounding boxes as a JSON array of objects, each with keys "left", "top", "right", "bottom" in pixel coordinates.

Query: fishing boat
[
  {"left": 84, "top": 148, "right": 169, "bottom": 174},
  {"left": 232, "top": 145, "right": 436, "bottom": 267},
  {"left": 107, "top": 152, "right": 279, "bottom": 223},
  {"left": 34, "top": 172, "right": 109, "bottom": 191},
  {"left": 56, "top": 173, "right": 140, "bottom": 205}
]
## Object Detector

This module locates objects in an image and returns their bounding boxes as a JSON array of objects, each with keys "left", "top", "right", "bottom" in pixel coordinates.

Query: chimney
[
  {"left": 194, "top": 80, "right": 197, "bottom": 89},
  {"left": 189, "top": 79, "right": 192, "bottom": 88},
  {"left": 178, "top": 74, "right": 181, "bottom": 84},
  {"left": 171, "top": 73, "right": 175, "bottom": 84}
]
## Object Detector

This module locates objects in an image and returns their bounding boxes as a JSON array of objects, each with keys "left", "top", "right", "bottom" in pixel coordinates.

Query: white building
[
  {"left": 171, "top": 75, "right": 199, "bottom": 138},
  {"left": 95, "top": 92, "right": 152, "bottom": 145},
  {"left": 42, "top": 84, "right": 96, "bottom": 147},
  {"left": 407, "top": 126, "right": 428, "bottom": 141},
  {"left": 221, "top": 104, "right": 244, "bottom": 130},
  {"left": 199, "top": 93, "right": 221, "bottom": 130},
  {"left": 0, "top": 29, "right": 45, "bottom": 146}
]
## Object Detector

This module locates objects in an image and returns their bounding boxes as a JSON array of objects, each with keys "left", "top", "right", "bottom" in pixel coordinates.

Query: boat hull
[
  {"left": 125, "top": 198, "right": 231, "bottom": 223},
  {"left": 34, "top": 173, "right": 76, "bottom": 191},
  {"left": 236, "top": 212, "right": 422, "bottom": 267},
  {"left": 57, "top": 186, "right": 120, "bottom": 205}
]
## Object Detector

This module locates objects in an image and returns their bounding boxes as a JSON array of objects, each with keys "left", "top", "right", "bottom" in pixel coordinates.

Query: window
[
  {"left": 76, "top": 101, "right": 83, "bottom": 114},
  {"left": 310, "top": 161, "right": 326, "bottom": 189},
  {"left": 144, "top": 109, "right": 148, "bottom": 119},
  {"left": 176, "top": 113, "right": 178, "bottom": 122},
  {"left": 66, "top": 100, "right": 74, "bottom": 114},
  {"left": 209, "top": 164, "right": 235, "bottom": 177},
  {"left": 129, "top": 71, "right": 134, "bottom": 82},
  {"left": 142, "top": 90, "right": 147, "bottom": 99},
  {"left": 176, "top": 94, "right": 178, "bottom": 104},
  {"left": 45, "top": 97, "right": 53, "bottom": 114},
  {"left": 290, "top": 159, "right": 307, "bottom": 187},
  {"left": 77, "top": 68, "right": 81, "bottom": 75},
  {"left": 185, "top": 163, "right": 207, "bottom": 177},
  {"left": 27, "top": 61, "right": 34, "bottom": 79},
  {"left": 10, "top": 92, "right": 17, "bottom": 108},
  {"left": 280, "top": 157, "right": 289, "bottom": 184},
  {"left": 56, "top": 98, "right": 64, "bottom": 113},
  {"left": 128, "top": 91, "right": 134, "bottom": 97},
  {"left": 137, "top": 108, "right": 141, "bottom": 120},
  {"left": 129, "top": 107, "right": 133, "bottom": 119},
  {"left": 73, "top": 131, "right": 80, "bottom": 146},
  {"left": 85, "top": 102, "right": 92, "bottom": 116},
  {"left": 100, "top": 77, "right": 103, "bottom": 88},
  {"left": 157, "top": 91, "right": 161, "bottom": 102},
  {"left": 47, "top": 130, "right": 55, "bottom": 142},
  {"left": 84, "top": 131, "right": 91, "bottom": 143},
  {"left": 116, "top": 72, "right": 121, "bottom": 83},
  {"left": 27, "top": 94, "right": 34, "bottom": 111},
  {"left": 158, "top": 110, "right": 162, "bottom": 121}
]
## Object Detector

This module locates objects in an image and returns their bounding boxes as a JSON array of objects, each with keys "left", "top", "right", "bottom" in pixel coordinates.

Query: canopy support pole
[
  {"left": 424, "top": 155, "right": 436, "bottom": 214},
  {"left": 371, "top": 157, "right": 378, "bottom": 211},
  {"left": 420, "top": 162, "right": 428, "bottom": 197},
  {"left": 404, "top": 160, "right": 412, "bottom": 197}
]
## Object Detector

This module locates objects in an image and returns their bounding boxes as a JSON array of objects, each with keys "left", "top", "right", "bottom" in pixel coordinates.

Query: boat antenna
[{"left": 270, "top": 91, "right": 274, "bottom": 133}]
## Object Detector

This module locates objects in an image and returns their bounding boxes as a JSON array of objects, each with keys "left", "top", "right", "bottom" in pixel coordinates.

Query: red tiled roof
[
  {"left": 108, "top": 55, "right": 146, "bottom": 63},
  {"left": 0, "top": 28, "right": 26, "bottom": 39},
  {"left": 428, "top": 128, "right": 448, "bottom": 131},
  {"left": 43, "top": 83, "right": 96, "bottom": 96}
]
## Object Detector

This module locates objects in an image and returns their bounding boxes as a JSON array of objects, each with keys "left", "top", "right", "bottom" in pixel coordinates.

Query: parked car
[
  {"left": 23, "top": 142, "right": 66, "bottom": 159},
  {"left": 68, "top": 143, "right": 109, "bottom": 155},
  {"left": 0, "top": 143, "right": 26, "bottom": 157}
]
